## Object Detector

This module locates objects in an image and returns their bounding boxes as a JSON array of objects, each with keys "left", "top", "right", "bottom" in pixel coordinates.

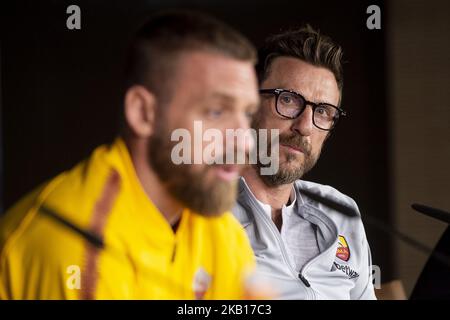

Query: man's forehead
[
  {"left": 179, "top": 51, "right": 258, "bottom": 96},
  {"left": 208, "top": 90, "right": 260, "bottom": 107},
  {"left": 162, "top": 50, "right": 258, "bottom": 110},
  {"left": 264, "top": 56, "right": 340, "bottom": 104},
  {"left": 178, "top": 50, "right": 251, "bottom": 73}
]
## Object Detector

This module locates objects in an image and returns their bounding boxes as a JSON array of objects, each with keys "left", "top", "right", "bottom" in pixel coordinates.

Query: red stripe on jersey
[{"left": 81, "top": 169, "right": 121, "bottom": 299}]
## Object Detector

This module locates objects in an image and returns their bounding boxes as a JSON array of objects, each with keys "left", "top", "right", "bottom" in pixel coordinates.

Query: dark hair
[
  {"left": 124, "top": 10, "right": 257, "bottom": 103},
  {"left": 256, "top": 25, "right": 344, "bottom": 101}
]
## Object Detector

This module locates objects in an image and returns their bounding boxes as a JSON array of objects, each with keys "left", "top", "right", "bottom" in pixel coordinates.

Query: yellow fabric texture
[{"left": 0, "top": 138, "right": 255, "bottom": 299}]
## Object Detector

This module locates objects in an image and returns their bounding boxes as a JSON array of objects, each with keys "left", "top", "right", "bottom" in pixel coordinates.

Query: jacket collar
[{"left": 238, "top": 177, "right": 341, "bottom": 269}]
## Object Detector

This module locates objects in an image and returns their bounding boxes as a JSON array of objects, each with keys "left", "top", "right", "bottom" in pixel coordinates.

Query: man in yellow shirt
[{"left": 0, "top": 10, "right": 260, "bottom": 299}]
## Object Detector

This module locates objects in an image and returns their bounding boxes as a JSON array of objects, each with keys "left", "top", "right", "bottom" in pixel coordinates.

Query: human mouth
[
  {"left": 280, "top": 143, "right": 303, "bottom": 154},
  {"left": 213, "top": 165, "right": 240, "bottom": 182}
]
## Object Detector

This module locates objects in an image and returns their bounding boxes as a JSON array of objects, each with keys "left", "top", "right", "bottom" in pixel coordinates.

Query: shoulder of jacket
[
  {"left": 231, "top": 200, "right": 253, "bottom": 226},
  {"left": 294, "top": 180, "right": 360, "bottom": 216}
]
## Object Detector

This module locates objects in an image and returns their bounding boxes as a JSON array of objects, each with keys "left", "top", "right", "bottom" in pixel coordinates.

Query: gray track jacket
[{"left": 232, "top": 178, "right": 377, "bottom": 300}]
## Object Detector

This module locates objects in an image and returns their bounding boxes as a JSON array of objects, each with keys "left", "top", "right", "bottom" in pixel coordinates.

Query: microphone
[
  {"left": 38, "top": 203, "right": 279, "bottom": 299},
  {"left": 411, "top": 203, "right": 450, "bottom": 224},
  {"left": 37, "top": 205, "right": 188, "bottom": 293},
  {"left": 298, "top": 188, "right": 450, "bottom": 269},
  {"left": 38, "top": 191, "right": 450, "bottom": 286},
  {"left": 410, "top": 203, "right": 450, "bottom": 299},
  {"left": 39, "top": 205, "right": 105, "bottom": 249}
]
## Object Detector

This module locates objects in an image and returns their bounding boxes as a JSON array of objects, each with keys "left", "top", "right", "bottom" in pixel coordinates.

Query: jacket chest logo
[{"left": 336, "top": 235, "right": 350, "bottom": 262}]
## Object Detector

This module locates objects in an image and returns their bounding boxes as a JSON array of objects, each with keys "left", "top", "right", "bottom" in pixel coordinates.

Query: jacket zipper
[
  {"left": 171, "top": 242, "right": 177, "bottom": 263},
  {"left": 296, "top": 207, "right": 341, "bottom": 298},
  {"left": 254, "top": 205, "right": 314, "bottom": 299},
  {"left": 254, "top": 201, "right": 343, "bottom": 300},
  {"left": 298, "top": 274, "right": 311, "bottom": 287}
]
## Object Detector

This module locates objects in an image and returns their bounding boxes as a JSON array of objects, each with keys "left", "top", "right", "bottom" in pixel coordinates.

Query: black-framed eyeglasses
[{"left": 259, "top": 88, "right": 347, "bottom": 131}]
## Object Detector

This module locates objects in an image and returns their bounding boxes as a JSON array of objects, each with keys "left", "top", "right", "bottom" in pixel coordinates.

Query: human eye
[
  {"left": 280, "top": 94, "right": 295, "bottom": 105},
  {"left": 315, "top": 105, "right": 335, "bottom": 119},
  {"left": 206, "top": 107, "right": 225, "bottom": 119}
]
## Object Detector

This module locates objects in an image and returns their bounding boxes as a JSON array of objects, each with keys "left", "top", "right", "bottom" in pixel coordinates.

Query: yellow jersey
[{"left": 0, "top": 138, "right": 255, "bottom": 299}]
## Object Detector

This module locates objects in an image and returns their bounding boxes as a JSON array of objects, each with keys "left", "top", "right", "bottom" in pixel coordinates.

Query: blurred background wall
[
  {"left": 387, "top": 0, "right": 450, "bottom": 296},
  {"left": 1, "top": 0, "right": 449, "bottom": 297}
]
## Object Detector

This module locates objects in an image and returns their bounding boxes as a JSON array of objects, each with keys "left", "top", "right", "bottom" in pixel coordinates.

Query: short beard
[
  {"left": 147, "top": 120, "right": 237, "bottom": 216},
  {"left": 254, "top": 127, "right": 320, "bottom": 187}
]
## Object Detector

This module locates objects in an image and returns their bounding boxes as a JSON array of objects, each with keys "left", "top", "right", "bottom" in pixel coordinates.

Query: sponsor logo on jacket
[
  {"left": 334, "top": 262, "right": 360, "bottom": 279},
  {"left": 336, "top": 235, "right": 350, "bottom": 261}
]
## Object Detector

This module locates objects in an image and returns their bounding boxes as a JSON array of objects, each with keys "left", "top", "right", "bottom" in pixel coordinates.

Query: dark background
[{"left": 1, "top": 0, "right": 393, "bottom": 281}]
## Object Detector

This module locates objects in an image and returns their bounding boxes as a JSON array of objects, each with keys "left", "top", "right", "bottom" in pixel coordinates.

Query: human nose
[{"left": 291, "top": 104, "right": 313, "bottom": 136}]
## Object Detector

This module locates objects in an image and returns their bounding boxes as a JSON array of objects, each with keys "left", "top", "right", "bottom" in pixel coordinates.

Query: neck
[
  {"left": 242, "top": 166, "right": 293, "bottom": 217},
  {"left": 125, "top": 138, "right": 183, "bottom": 226}
]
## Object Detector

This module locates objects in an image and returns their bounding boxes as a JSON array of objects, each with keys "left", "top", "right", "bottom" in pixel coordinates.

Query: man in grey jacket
[{"left": 233, "top": 25, "right": 376, "bottom": 299}]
